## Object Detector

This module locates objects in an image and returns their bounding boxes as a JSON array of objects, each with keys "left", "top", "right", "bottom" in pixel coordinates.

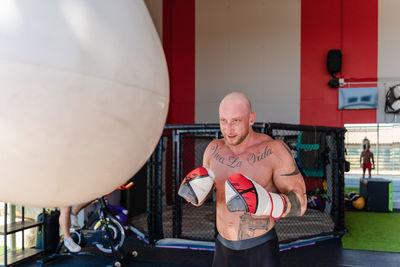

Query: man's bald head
[
  {"left": 219, "top": 92, "right": 252, "bottom": 115},
  {"left": 218, "top": 92, "right": 255, "bottom": 146}
]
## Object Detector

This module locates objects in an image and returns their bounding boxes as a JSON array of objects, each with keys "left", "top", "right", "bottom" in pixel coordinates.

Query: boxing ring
[{"left": 128, "top": 123, "right": 347, "bottom": 248}]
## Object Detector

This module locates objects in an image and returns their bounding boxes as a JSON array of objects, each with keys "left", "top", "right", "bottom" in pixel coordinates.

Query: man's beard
[{"left": 223, "top": 129, "right": 249, "bottom": 146}]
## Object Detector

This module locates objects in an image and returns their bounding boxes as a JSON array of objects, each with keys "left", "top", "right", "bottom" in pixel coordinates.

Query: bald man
[{"left": 178, "top": 92, "right": 307, "bottom": 267}]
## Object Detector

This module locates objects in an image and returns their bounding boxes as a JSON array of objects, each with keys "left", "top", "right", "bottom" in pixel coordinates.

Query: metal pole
[
  {"left": 9, "top": 205, "right": 16, "bottom": 252},
  {"left": 334, "top": 131, "right": 346, "bottom": 233},
  {"left": 22, "top": 206, "right": 25, "bottom": 250},
  {"left": 155, "top": 139, "right": 164, "bottom": 239},
  {"left": 146, "top": 154, "right": 153, "bottom": 243},
  {"left": 175, "top": 131, "right": 183, "bottom": 237},
  {"left": 172, "top": 130, "right": 179, "bottom": 238},
  {"left": 376, "top": 123, "right": 379, "bottom": 175},
  {"left": 4, "top": 203, "right": 8, "bottom": 266}
]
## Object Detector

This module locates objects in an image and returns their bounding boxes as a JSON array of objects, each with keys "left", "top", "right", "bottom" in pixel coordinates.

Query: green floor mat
[
  {"left": 345, "top": 187, "right": 359, "bottom": 194},
  {"left": 342, "top": 211, "right": 400, "bottom": 252}
]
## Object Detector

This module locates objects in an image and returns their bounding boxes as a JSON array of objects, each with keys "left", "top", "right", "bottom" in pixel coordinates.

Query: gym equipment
[
  {"left": 352, "top": 195, "right": 365, "bottom": 210},
  {"left": 297, "top": 131, "right": 326, "bottom": 177},
  {"left": 36, "top": 210, "right": 61, "bottom": 253},
  {"left": 107, "top": 204, "right": 129, "bottom": 229},
  {"left": 38, "top": 183, "right": 136, "bottom": 267},
  {"left": 360, "top": 178, "right": 393, "bottom": 212},
  {"left": 0, "top": 0, "right": 169, "bottom": 207}
]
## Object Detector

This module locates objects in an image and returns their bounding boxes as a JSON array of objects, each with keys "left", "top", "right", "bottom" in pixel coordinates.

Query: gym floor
[{"left": 15, "top": 230, "right": 400, "bottom": 267}]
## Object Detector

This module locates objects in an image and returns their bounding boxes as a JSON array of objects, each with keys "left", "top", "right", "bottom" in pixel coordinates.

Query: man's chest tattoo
[
  {"left": 246, "top": 145, "right": 273, "bottom": 166},
  {"left": 211, "top": 144, "right": 242, "bottom": 168},
  {"left": 238, "top": 213, "right": 270, "bottom": 240},
  {"left": 211, "top": 144, "right": 273, "bottom": 168}
]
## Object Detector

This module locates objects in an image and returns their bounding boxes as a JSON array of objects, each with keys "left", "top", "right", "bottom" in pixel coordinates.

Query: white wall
[
  {"left": 378, "top": 0, "right": 400, "bottom": 123},
  {"left": 195, "top": 0, "right": 301, "bottom": 123}
]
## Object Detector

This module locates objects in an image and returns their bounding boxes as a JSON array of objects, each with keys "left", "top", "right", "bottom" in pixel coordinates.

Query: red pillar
[
  {"left": 163, "top": 0, "right": 195, "bottom": 203},
  {"left": 163, "top": 0, "right": 195, "bottom": 124}
]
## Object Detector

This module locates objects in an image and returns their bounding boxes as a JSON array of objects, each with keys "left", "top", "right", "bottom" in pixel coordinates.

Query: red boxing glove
[
  {"left": 178, "top": 167, "right": 215, "bottom": 205},
  {"left": 225, "top": 173, "right": 286, "bottom": 219}
]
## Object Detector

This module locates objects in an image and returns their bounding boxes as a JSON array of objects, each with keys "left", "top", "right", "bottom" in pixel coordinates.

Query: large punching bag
[{"left": 0, "top": 0, "right": 169, "bottom": 207}]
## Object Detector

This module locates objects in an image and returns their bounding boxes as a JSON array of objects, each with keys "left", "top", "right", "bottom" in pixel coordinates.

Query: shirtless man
[
  {"left": 178, "top": 92, "right": 307, "bottom": 267},
  {"left": 360, "top": 141, "right": 374, "bottom": 178}
]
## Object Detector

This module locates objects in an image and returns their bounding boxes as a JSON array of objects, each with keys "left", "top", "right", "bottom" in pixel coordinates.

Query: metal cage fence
[{"left": 130, "top": 123, "right": 346, "bottom": 245}]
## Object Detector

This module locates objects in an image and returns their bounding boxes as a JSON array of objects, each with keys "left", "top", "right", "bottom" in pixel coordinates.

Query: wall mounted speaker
[{"left": 327, "top": 49, "right": 342, "bottom": 74}]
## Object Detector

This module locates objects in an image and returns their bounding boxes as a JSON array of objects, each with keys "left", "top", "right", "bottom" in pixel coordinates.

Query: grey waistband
[{"left": 217, "top": 228, "right": 277, "bottom": 250}]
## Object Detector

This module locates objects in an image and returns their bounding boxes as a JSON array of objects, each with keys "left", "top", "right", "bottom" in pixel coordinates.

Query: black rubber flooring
[{"left": 14, "top": 232, "right": 400, "bottom": 267}]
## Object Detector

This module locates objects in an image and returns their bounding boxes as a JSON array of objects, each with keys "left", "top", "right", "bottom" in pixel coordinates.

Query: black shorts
[{"left": 212, "top": 229, "right": 280, "bottom": 267}]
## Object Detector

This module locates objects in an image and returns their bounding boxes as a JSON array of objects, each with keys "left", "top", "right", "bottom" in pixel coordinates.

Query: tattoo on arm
[
  {"left": 281, "top": 144, "right": 300, "bottom": 176},
  {"left": 283, "top": 191, "right": 302, "bottom": 217},
  {"left": 238, "top": 213, "right": 270, "bottom": 240}
]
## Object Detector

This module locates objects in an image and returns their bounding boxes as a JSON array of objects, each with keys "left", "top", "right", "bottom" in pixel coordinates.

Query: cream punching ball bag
[{"left": 0, "top": 0, "right": 169, "bottom": 207}]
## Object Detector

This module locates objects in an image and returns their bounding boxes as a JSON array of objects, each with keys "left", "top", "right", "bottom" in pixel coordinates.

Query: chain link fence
[{"left": 129, "top": 123, "right": 346, "bottom": 245}]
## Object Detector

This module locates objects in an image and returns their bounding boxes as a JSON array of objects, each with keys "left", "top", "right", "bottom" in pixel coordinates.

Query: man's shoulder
[
  {"left": 255, "top": 134, "right": 283, "bottom": 148},
  {"left": 258, "top": 137, "right": 293, "bottom": 161},
  {"left": 251, "top": 134, "right": 289, "bottom": 155},
  {"left": 253, "top": 132, "right": 274, "bottom": 144}
]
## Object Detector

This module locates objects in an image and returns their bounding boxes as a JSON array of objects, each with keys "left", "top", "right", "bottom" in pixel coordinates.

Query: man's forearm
[{"left": 283, "top": 191, "right": 303, "bottom": 217}]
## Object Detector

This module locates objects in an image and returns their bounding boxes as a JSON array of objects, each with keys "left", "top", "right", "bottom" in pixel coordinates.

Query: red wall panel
[
  {"left": 301, "top": 0, "right": 378, "bottom": 127},
  {"left": 163, "top": 0, "right": 195, "bottom": 124}
]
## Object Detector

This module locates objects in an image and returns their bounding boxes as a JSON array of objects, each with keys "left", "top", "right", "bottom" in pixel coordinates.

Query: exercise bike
[{"left": 39, "top": 182, "right": 137, "bottom": 267}]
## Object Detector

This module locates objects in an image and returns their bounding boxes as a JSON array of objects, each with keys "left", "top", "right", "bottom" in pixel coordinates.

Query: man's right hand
[{"left": 178, "top": 167, "right": 215, "bottom": 205}]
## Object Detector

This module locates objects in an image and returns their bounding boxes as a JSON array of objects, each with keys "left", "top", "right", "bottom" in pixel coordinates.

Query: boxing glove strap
[{"left": 266, "top": 192, "right": 286, "bottom": 219}]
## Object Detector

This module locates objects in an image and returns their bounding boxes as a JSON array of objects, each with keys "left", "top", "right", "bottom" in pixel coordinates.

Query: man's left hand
[{"left": 225, "top": 173, "right": 286, "bottom": 219}]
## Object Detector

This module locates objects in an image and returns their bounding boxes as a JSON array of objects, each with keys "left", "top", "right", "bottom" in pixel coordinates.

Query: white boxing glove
[
  {"left": 225, "top": 173, "right": 286, "bottom": 219},
  {"left": 178, "top": 167, "right": 215, "bottom": 205}
]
